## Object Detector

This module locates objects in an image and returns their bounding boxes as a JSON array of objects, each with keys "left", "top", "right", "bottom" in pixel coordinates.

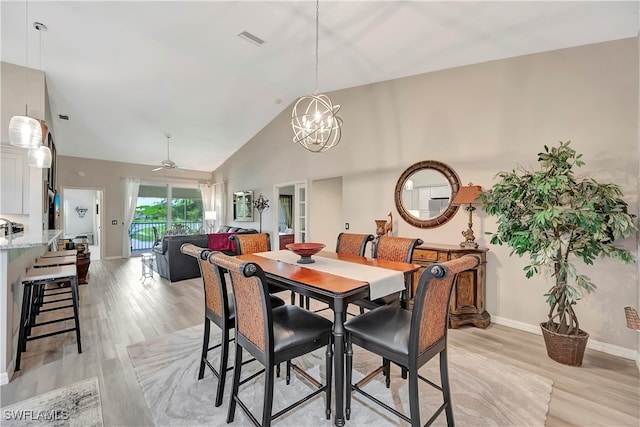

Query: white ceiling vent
[{"left": 238, "top": 31, "right": 264, "bottom": 47}]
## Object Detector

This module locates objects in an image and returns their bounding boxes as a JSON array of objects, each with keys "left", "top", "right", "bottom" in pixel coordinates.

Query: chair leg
[
  {"left": 215, "top": 325, "right": 230, "bottom": 407},
  {"left": 198, "top": 318, "right": 210, "bottom": 380},
  {"left": 440, "top": 349, "right": 455, "bottom": 427},
  {"left": 383, "top": 357, "right": 391, "bottom": 388},
  {"left": 262, "top": 365, "right": 275, "bottom": 427},
  {"left": 226, "top": 344, "right": 243, "bottom": 423},
  {"left": 15, "top": 283, "right": 31, "bottom": 371},
  {"left": 345, "top": 337, "right": 353, "bottom": 421},
  {"left": 408, "top": 368, "right": 420, "bottom": 427},
  {"left": 70, "top": 277, "right": 82, "bottom": 353},
  {"left": 325, "top": 336, "right": 333, "bottom": 420},
  {"left": 286, "top": 360, "right": 292, "bottom": 385}
]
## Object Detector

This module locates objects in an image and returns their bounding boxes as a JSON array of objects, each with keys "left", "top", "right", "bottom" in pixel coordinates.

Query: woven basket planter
[{"left": 540, "top": 322, "right": 589, "bottom": 367}]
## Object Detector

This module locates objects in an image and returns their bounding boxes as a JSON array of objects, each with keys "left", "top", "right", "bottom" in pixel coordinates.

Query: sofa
[
  {"left": 152, "top": 234, "right": 209, "bottom": 282},
  {"left": 151, "top": 226, "right": 257, "bottom": 282}
]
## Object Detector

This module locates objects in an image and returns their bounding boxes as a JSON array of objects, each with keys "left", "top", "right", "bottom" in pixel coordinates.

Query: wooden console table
[
  {"left": 76, "top": 251, "right": 91, "bottom": 284},
  {"left": 412, "top": 243, "right": 490, "bottom": 328},
  {"left": 278, "top": 233, "right": 294, "bottom": 250}
]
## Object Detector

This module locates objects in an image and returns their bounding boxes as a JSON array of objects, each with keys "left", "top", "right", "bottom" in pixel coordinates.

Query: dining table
[{"left": 236, "top": 249, "right": 419, "bottom": 427}]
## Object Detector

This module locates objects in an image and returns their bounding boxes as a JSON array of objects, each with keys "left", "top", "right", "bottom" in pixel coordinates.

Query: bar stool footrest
[{"left": 27, "top": 326, "right": 77, "bottom": 342}]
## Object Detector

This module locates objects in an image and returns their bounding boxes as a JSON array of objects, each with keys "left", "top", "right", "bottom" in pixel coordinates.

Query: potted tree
[{"left": 480, "top": 141, "right": 637, "bottom": 366}]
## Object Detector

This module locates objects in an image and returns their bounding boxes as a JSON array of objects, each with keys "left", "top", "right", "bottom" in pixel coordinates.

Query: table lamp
[
  {"left": 204, "top": 210, "right": 217, "bottom": 233},
  {"left": 451, "top": 183, "right": 482, "bottom": 248}
]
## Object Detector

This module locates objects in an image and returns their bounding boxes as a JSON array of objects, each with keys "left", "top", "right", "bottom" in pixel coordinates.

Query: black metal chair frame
[
  {"left": 218, "top": 254, "right": 333, "bottom": 427},
  {"left": 345, "top": 255, "right": 480, "bottom": 427},
  {"left": 16, "top": 267, "right": 82, "bottom": 371}
]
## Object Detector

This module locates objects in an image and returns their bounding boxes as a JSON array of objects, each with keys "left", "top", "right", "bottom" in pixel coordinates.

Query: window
[{"left": 129, "top": 184, "right": 203, "bottom": 252}]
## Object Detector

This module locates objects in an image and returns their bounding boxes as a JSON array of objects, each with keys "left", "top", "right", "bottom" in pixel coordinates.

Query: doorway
[
  {"left": 273, "top": 181, "right": 306, "bottom": 250},
  {"left": 61, "top": 188, "right": 104, "bottom": 260}
]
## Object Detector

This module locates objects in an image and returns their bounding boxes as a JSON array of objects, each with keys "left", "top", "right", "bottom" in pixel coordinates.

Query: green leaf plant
[{"left": 479, "top": 141, "right": 637, "bottom": 336}]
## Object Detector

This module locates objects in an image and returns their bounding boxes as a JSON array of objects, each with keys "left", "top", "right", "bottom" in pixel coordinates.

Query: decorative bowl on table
[{"left": 286, "top": 243, "right": 325, "bottom": 264}]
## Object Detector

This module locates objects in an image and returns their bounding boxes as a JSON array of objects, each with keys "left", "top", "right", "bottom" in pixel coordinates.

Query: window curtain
[
  {"left": 199, "top": 183, "right": 215, "bottom": 230},
  {"left": 122, "top": 177, "right": 140, "bottom": 258},
  {"left": 213, "top": 182, "right": 226, "bottom": 226},
  {"left": 280, "top": 195, "right": 293, "bottom": 229}
]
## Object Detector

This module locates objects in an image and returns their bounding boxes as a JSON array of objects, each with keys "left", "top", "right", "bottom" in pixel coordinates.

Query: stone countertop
[{"left": 0, "top": 229, "right": 62, "bottom": 250}]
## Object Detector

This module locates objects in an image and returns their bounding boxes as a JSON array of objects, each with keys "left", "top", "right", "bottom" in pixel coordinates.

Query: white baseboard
[
  {"left": 492, "top": 316, "right": 638, "bottom": 361},
  {"left": 103, "top": 255, "right": 123, "bottom": 260}
]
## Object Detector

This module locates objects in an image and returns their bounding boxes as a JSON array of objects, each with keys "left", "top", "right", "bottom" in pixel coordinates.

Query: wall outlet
[{"left": 112, "top": 220, "right": 118, "bottom": 225}]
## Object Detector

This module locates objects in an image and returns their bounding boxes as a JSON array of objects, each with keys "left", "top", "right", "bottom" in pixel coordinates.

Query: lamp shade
[
  {"left": 9, "top": 115, "right": 42, "bottom": 148},
  {"left": 204, "top": 210, "right": 217, "bottom": 221},
  {"left": 451, "top": 184, "right": 482, "bottom": 205},
  {"left": 27, "top": 145, "right": 52, "bottom": 168}
]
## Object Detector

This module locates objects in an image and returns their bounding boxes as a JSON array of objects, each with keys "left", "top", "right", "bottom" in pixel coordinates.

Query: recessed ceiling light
[{"left": 238, "top": 31, "right": 264, "bottom": 47}]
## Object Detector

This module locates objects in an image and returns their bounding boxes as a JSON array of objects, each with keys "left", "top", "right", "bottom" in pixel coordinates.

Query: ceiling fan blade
[{"left": 152, "top": 166, "right": 163, "bottom": 172}]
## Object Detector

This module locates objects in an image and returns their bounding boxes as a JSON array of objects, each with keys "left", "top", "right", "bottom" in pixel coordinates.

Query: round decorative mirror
[{"left": 394, "top": 160, "right": 461, "bottom": 228}]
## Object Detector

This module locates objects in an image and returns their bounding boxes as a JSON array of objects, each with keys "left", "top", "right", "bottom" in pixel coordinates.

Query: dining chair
[
  {"left": 180, "top": 243, "right": 285, "bottom": 407},
  {"left": 231, "top": 233, "right": 299, "bottom": 305},
  {"left": 336, "top": 232, "right": 375, "bottom": 256},
  {"left": 209, "top": 251, "right": 333, "bottom": 427},
  {"left": 345, "top": 254, "right": 481, "bottom": 427},
  {"left": 352, "top": 235, "right": 423, "bottom": 312}
]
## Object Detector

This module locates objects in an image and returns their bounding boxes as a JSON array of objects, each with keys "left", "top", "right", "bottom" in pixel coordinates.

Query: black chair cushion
[
  {"left": 272, "top": 305, "right": 332, "bottom": 357},
  {"left": 344, "top": 305, "right": 411, "bottom": 360}
]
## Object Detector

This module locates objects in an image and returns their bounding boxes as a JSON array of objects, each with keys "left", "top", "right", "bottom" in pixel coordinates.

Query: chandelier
[{"left": 291, "top": 0, "right": 342, "bottom": 153}]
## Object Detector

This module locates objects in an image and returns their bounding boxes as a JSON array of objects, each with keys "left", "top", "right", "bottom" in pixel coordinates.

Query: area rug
[
  {"left": 1, "top": 377, "right": 103, "bottom": 427},
  {"left": 127, "top": 325, "right": 552, "bottom": 426}
]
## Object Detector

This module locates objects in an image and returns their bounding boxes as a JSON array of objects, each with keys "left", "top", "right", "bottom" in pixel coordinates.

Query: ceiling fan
[{"left": 152, "top": 133, "right": 190, "bottom": 172}]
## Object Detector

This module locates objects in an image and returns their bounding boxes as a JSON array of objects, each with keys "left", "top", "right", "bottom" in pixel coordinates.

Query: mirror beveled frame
[{"left": 394, "top": 160, "right": 461, "bottom": 229}]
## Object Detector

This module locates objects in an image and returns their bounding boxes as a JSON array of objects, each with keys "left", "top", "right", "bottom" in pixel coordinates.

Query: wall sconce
[
  {"left": 75, "top": 207, "right": 88, "bottom": 218},
  {"left": 451, "top": 183, "right": 482, "bottom": 248}
]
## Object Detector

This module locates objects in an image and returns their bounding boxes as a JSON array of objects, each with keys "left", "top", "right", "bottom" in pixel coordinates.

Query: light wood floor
[{"left": 1, "top": 257, "right": 638, "bottom": 426}]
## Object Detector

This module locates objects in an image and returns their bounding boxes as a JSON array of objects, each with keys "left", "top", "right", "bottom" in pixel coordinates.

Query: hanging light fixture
[
  {"left": 291, "top": 0, "right": 342, "bottom": 153},
  {"left": 27, "top": 21, "right": 52, "bottom": 168},
  {"left": 9, "top": 0, "right": 42, "bottom": 148}
]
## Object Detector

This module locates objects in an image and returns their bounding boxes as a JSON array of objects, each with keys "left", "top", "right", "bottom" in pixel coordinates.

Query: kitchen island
[{"left": 0, "top": 229, "right": 61, "bottom": 384}]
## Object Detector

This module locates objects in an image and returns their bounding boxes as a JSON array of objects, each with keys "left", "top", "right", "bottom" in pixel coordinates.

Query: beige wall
[
  {"left": 56, "top": 156, "right": 211, "bottom": 259},
  {"left": 1, "top": 62, "right": 46, "bottom": 145},
  {"left": 214, "top": 38, "right": 639, "bottom": 353}
]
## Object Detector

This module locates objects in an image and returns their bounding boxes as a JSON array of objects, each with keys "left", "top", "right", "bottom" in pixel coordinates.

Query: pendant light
[
  {"left": 9, "top": 0, "right": 42, "bottom": 148},
  {"left": 291, "top": 0, "right": 342, "bottom": 153},
  {"left": 27, "top": 21, "right": 52, "bottom": 168}
]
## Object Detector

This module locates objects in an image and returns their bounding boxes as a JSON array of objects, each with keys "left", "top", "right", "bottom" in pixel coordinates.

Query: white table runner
[{"left": 255, "top": 250, "right": 405, "bottom": 300}]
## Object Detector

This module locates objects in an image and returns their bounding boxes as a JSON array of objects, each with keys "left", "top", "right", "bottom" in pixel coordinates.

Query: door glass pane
[
  {"left": 131, "top": 185, "right": 167, "bottom": 252},
  {"left": 171, "top": 187, "right": 203, "bottom": 233}
]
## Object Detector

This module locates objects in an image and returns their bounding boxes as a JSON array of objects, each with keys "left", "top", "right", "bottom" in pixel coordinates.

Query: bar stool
[
  {"left": 15, "top": 265, "right": 82, "bottom": 371},
  {"left": 32, "top": 255, "right": 78, "bottom": 318},
  {"left": 40, "top": 250, "right": 77, "bottom": 258}
]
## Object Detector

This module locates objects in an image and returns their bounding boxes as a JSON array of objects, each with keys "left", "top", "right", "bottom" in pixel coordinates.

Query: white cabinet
[{"left": 0, "top": 146, "right": 29, "bottom": 214}]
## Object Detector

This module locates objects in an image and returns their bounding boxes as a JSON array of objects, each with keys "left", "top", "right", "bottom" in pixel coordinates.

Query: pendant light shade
[
  {"left": 9, "top": 114, "right": 42, "bottom": 148},
  {"left": 27, "top": 145, "right": 52, "bottom": 168}
]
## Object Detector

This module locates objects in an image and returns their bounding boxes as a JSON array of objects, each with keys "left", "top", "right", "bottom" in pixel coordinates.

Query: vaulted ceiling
[{"left": 1, "top": 1, "right": 637, "bottom": 172}]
